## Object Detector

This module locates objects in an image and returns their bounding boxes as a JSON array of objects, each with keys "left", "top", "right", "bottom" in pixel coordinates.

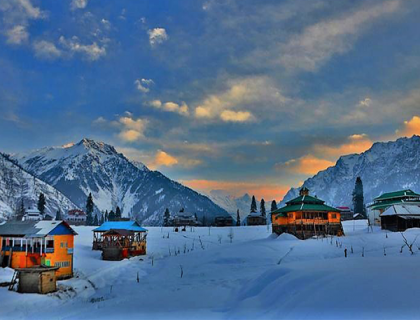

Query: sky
[{"left": 1, "top": 0, "right": 420, "bottom": 202}]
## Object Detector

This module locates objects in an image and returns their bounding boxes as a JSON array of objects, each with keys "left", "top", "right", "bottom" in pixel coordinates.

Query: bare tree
[
  {"left": 217, "top": 234, "right": 222, "bottom": 244},
  {"left": 401, "top": 233, "right": 418, "bottom": 255},
  {"left": 228, "top": 228, "right": 234, "bottom": 243}
]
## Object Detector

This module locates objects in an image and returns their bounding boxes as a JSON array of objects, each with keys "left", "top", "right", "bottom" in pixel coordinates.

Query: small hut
[
  {"left": 15, "top": 266, "right": 60, "bottom": 294},
  {"left": 92, "top": 221, "right": 147, "bottom": 260},
  {"left": 380, "top": 204, "right": 420, "bottom": 231},
  {"left": 246, "top": 212, "right": 267, "bottom": 226}
]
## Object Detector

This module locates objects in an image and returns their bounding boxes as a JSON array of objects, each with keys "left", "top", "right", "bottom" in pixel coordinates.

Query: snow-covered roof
[
  {"left": 0, "top": 220, "right": 77, "bottom": 237},
  {"left": 26, "top": 208, "right": 41, "bottom": 214},
  {"left": 380, "top": 204, "right": 420, "bottom": 217},
  {"left": 249, "top": 211, "right": 263, "bottom": 217},
  {"left": 93, "top": 221, "right": 147, "bottom": 232}
]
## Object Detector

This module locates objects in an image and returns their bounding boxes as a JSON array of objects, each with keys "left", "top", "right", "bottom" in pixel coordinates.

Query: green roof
[
  {"left": 374, "top": 189, "right": 420, "bottom": 201},
  {"left": 274, "top": 193, "right": 339, "bottom": 217},
  {"left": 286, "top": 195, "right": 325, "bottom": 205}
]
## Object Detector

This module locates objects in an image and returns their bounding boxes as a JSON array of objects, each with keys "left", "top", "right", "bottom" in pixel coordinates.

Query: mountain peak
[{"left": 76, "top": 138, "right": 118, "bottom": 155}]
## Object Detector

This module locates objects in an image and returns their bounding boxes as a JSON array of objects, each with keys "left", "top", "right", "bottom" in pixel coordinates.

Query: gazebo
[{"left": 92, "top": 221, "right": 147, "bottom": 260}]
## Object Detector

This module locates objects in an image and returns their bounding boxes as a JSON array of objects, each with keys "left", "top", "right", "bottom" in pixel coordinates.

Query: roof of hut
[{"left": 93, "top": 221, "right": 147, "bottom": 233}]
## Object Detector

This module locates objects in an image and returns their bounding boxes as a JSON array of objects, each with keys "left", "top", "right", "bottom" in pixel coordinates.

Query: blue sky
[{"left": 1, "top": 0, "right": 420, "bottom": 200}]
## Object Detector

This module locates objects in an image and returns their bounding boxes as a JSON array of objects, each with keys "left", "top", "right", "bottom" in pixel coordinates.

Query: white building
[{"left": 23, "top": 208, "right": 42, "bottom": 221}]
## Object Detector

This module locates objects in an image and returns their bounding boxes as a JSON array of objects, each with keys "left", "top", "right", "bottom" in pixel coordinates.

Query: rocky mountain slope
[
  {"left": 0, "top": 153, "right": 77, "bottom": 220},
  {"left": 282, "top": 135, "right": 420, "bottom": 208},
  {"left": 15, "top": 139, "right": 229, "bottom": 225}
]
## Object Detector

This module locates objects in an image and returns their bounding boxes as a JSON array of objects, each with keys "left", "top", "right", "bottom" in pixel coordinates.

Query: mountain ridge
[
  {"left": 14, "top": 138, "right": 229, "bottom": 225},
  {"left": 282, "top": 135, "right": 420, "bottom": 209}
]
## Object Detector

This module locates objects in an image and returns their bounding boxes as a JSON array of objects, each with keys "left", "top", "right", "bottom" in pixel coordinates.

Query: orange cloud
[
  {"left": 281, "top": 155, "right": 335, "bottom": 175},
  {"left": 313, "top": 134, "right": 373, "bottom": 158},
  {"left": 148, "top": 150, "right": 202, "bottom": 170},
  {"left": 153, "top": 150, "right": 178, "bottom": 168},
  {"left": 182, "top": 179, "right": 289, "bottom": 201},
  {"left": 395, "top": 116, "right": 420, "bottom": 138}
]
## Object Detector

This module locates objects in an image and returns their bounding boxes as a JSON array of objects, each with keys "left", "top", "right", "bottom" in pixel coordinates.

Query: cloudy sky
[{"left": 1, "top": 0, "right": 420, "bottom": 201}]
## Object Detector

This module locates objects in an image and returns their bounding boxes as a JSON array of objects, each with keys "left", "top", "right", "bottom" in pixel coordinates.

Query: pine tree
[
  {"left": 86, "top": 193, "right": 94, "bottom": 226},
  {"left": 250, "top": 195, "right": 257, "bottom": 213},
  {"left": 260, "top": 199, "right": 266, "bottom": 218},
  {"left": 108, "top": 210, "right": 116, "bottom": 221},
  {"left": 115, "top": 206, "right": 122, "bottom": 221},
  {"left": 202, "top": 215, "right": 207, "bottom": 226},
  {"left": 55, "top": 209, "right": 62, "bottom": 221},
  {"left": 236, "top": 209, "right": 241, "bottom": 226},
  {"left": 104, "top": 210, "right": 109, "bottom": 222},
  {"left": 271, "top": 200, "right": 278, "bottom": 212},
  {"left": 163, "top": 208, "right": 171, "bottom": 226},
  {"left": 16, "top": 198, "right": 25, "bottom": 221},
  {"left": 37, "top": 193, "right": 46, "bottom": 216},
  {"left": 93, "top": 214, "right": 99, "bottom": 226},
  {"left": 352, "top": 177, "right": 366, "bottom": 218}
]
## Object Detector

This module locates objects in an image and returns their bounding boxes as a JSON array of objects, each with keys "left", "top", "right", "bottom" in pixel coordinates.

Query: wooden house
[
  {"left": 380, "top": 203, "right": 420, "bottom": 232},
  {"left": 92, "top": 221, "right": 147, "bottom": 261},
  {"left": 337, "top": 206, "right": 354, "bottom": 221},
  {"left": 0, "top": 220, "right": 77, "bottom": 279},
  {"left": 214, "top": 216, "right": 234, "bottom": 227},
  {"left": 246, "top": 212, "right": 267, "bottom": 226},
  {"left": 271, "top": 188, "right": 343, "bottom": 240},
  {"left": 367, "top": 189, "right": 420, "bottom": 226},
  {"left": 66, "top": 209, "right": 86, "bottom": 225}
]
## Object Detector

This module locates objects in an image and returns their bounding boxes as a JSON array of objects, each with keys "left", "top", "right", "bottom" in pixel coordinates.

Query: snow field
[{"left": 0, "top": 221, "right": 420, "bottom": 319}]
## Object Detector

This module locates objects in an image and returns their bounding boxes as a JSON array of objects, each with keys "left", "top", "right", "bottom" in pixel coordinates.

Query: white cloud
[
  {"left": 70, "top": 0, "right": 88, "bottom": 11},
  {"left": 0, "top": 0, "right": 47, "bottom": 46},
  {"left": 194, "top": 77, "right": 288, "bottom": 121},
  {"left": 6, "top": 25, "right": 28, "bottom": 44},
  {"left": 220, "top": 110, "right": 254, "bottom": 122},
  {"left": 33, "top": 40, "right": 61, "bottom": 59},
  {"left": 118, "top": 115, "right": 148, "bottom": 142},
  {"left": 59, "top": 36, "right": 106, "bottom": 61},
  {"left": 148, "top": 28, "right": 168, "bottom": 46},
  {"left": 148, "top": 100, "right": 189, "bottom": 116},
  {"left": 279, "top": 0, "right": 401, "bottom": 72},
  {"left": 134, "top": 78, "right": 154, "bottom": 93},
  {"left": 358, "top": 98, "right": 371, "bottom": 107}
]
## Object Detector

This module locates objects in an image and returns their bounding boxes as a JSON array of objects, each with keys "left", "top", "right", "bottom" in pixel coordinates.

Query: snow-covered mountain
[
  {"left": 0, "top": 153, "right": 78, "bottom": 220},
  {"left": 208, "top": 190, "right": 252, "bottom": 219},
  {"left": 282, "top": 135, "right": 420, "bottom": 208},
  {"left": 14, "top": 138, "right": 229, "bottom": 225}
]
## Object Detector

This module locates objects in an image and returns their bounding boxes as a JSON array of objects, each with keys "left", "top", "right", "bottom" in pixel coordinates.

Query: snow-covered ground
[{"left": 1, "top": 221, "right": 420, "bottom": 319}]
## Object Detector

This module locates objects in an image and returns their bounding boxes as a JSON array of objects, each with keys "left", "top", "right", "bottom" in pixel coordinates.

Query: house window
[
  {"left": 331, "top": 214, "right": 337, "bottom": 219},
  {"left": 54, "top": 261, "right": 70, "bottom": 268}
]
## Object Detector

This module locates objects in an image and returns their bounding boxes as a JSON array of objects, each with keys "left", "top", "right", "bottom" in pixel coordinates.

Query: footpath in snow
[{"left": 1, "top": 221, "right": 420, "bottom": 319}]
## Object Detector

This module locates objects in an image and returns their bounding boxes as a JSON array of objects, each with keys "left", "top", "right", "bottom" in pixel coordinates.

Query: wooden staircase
[{"left": 8, "top": 270, "right": 18, "bottom": 291}]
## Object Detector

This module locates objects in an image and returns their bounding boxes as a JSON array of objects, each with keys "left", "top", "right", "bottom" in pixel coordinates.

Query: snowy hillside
[
  {"left": 14, "top": 138, "right": 229, "bottom": 225},
  {"left": 208, "top": 190, "right": 252, "bottom": 218},
  {"left": 1, "top": 222, "right": 420, "bottom": 319},
  {"left": 0, "top": 153, "right": 78, "bottom": 220},
  {"left": 282, "top": 135, "right": 420, "bottom": 208}
]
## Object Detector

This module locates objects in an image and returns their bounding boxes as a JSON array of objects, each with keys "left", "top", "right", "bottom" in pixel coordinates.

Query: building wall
[{"left": 0, "top": 234, "right": 74, "bottom": 279}]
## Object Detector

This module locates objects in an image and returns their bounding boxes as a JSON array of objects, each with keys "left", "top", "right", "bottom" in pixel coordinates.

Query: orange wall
[
  {"left": 272, "top": 211, "right": 341, "bottom": 226},
  {"left": 0, "top": 235, "right": 74, "bottom": 279}
]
